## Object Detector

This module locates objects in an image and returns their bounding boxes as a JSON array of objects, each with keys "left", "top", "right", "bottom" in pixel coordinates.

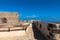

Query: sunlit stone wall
[{"left": 0, "top": 12, "right": 19, "bottom": 26}]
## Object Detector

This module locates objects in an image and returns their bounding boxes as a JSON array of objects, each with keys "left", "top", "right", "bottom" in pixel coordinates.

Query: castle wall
[{"left": 0, "top": 12, "right": 19, "bottom": 26}]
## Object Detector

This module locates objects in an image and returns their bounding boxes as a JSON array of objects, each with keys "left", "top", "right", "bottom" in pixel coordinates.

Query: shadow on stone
[{"left": 32, "top": 23, "right": 47, "bottom": 40}]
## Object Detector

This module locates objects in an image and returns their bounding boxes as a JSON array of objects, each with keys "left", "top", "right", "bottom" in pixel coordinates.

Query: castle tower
[{"left": 0, "top": 12, "right": 19, "bottom": 27}]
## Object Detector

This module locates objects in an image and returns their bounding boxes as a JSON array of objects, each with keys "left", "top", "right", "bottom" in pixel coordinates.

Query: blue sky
[{"left": 0, "top": 0, "right": 60, "bottom": 22}]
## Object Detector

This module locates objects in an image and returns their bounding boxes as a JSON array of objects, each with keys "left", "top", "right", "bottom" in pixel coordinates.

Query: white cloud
[{"left": 26, "top": 15, "right": 37, "bottom": 18}]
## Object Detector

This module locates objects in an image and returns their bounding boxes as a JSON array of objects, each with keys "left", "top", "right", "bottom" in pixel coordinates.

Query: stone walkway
[
  {"left": 0, "top": 24, "right": 35, "bottom": 40},
  {"left": 0, "top": 24, "right": 47, "bottom": 40}
]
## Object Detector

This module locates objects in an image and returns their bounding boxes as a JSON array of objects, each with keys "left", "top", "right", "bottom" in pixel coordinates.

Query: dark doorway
[{"left": 2, "top": 18, "right": 7, "bottom": 23}]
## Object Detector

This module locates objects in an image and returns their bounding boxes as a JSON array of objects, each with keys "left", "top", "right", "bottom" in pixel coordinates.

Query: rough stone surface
[
  {"left": 26, "top": 26, "right": 35, "bottom": 40},
  {"left": 0, "top": 25, "right": 35, "bottom": 40}
]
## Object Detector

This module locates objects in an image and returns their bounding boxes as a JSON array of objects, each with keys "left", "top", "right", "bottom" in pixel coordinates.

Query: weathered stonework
[
  {"left": 0, "top": 12, "right": 19, "bottom": 27},
  {"left": 0, "top": 12, "right": 35, "bottom": 40}
]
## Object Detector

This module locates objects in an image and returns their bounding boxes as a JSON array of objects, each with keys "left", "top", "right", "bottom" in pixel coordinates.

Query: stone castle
[
  {"left": 0, "top": 12, "right": 33, "bottom": 31},
  {"left": 0, "top": 12, "right": 35, "bottom": 40},
  {"left": 0, "top": 12, "right": 19, "bottom": 26}
]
